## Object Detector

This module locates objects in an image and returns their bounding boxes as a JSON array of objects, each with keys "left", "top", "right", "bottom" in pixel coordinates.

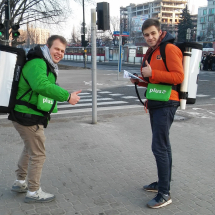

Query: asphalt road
[{"left": 59, "top": 60, "right": 215, "bottom": 106}]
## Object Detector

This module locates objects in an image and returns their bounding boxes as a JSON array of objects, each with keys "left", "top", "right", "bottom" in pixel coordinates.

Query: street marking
[
  {"left": 126, "top": 85, "right": 146, "bottom": 88},
  {"left": 53, "top": 105, "right": 142, "bottom": 115},
  {"left": 109, "top": 94, "right": 124, "bottom": 96},
  {"left": 57, "top": 101, "right": 127, "bottom": 109},
  {"left": 0, "top": 104, "right": 140, "bottom": 120},
  {"left": 78, "top": 98, "right": 113, "bottom": 102},
  {"left": 79, "top": 92, "right": 91, "bottom": 95},
  {"left": 136, "top": 99, "right": 146, "bottom": 102},
  {"left": 196, "top": 94, "right": 209, "bottom": 97},
  {"left": 121, "top": 96, "right": 137, "bottom": 99},
  {"left": 98, "top": 91, "right": 112, "bottom": 94},
  {"left": 86, "top": 89, "right": 101, "bottom": 91},
  {"left": 0, "top": 115, "right": 7, "bottom": 119}
]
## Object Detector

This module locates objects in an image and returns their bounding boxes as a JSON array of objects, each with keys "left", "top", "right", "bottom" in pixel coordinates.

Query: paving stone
[{"left": 0, "top": 101, "right": 214, "bottom": 214}]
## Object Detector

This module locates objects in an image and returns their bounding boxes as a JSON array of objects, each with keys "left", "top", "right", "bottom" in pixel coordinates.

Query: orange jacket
[{"left": 139, "top": 43, "right": 184, "bottom": 101}]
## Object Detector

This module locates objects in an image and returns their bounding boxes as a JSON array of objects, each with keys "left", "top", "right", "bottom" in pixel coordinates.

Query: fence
[{"left": 63, "top": 46, "right": 146, "bottom": 65}]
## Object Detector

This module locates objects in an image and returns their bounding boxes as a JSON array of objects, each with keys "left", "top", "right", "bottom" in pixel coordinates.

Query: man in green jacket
[{"left": 9, "top": 35, "right": 81, "bottom": 203}]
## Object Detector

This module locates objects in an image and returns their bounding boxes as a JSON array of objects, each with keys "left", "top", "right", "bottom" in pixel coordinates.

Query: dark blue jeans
[{"left": 149, "top": 105, "right": 178, "bottom": 195}]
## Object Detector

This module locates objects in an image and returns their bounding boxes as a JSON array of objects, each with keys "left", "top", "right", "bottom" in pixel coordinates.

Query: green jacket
[{"left": 14, "top": 58, "right": 69, "bottom": 116}]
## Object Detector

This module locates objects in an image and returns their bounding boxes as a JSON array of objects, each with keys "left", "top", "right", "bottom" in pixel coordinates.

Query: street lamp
[{"left": 82, "top": 0, "right": 87, "bottom": 68}]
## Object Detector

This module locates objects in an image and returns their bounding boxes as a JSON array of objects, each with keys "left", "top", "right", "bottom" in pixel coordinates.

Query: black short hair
[
  {"left": 47, "top": 35, "right": 67, "bottom": 48},
  {"left": 142, "top": 18, "right": 161, "bottom": 33}
]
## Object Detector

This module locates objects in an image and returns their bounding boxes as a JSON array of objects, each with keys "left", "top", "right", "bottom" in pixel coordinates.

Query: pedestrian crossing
[
  {"left": 0, "top": 85, "right": 214, "bottom": 120},
  {"left": 0, "top": 89, "right": 143, "bottom": 119},
  {"left": 55, "top": 90, "right": 142, "bottom": 115}
]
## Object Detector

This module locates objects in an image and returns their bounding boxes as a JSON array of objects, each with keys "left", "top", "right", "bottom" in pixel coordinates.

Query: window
[
  {"left": 213, "top": 1, "right": 215, "bottom": 5},
  {"left": 208, "top": 23, "right": 213, "bottom": 28},
  {"left": 200, "top": 17, "right": 205, "bottom": 23},
  {"left": 200, "top": 31, "right": 205, "bottom": 37},
  {"left": 209, "top": 8, "right": 214, "bottom": 14},
  {"left": 209, "top": 15, "right": 214, "bottom": 22},
  {"left": 203, "top": 9, "right": 207, "bottom": 15},
  {"left": 202, "top": 23, "right": 206, "bottom": 30}
]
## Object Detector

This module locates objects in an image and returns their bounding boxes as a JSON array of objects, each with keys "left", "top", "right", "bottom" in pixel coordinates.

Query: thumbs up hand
[
  {"left": 141, "top": 60, "right": 152, "bottom": 77},
  {"left": 68, "top": 90, "right": 82, "bottom": 105}
]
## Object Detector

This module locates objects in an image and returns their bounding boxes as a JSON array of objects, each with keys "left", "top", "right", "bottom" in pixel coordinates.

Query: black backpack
[
  {"left": 0, "top": 45, "right": 56, "bottom": 127},
  {"left": 0, "top": 45, "right": 26, "bottom": 113}
]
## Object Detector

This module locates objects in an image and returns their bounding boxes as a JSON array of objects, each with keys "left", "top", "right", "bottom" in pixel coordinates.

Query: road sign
[
  {"left": 129, "top": 49, "right": 136, "bottom": 57},
  {"left": 113, "top": 31, "right": 120, "bottom": 36},
  {"left": 121, "top": 31, "right": 129, "bottom": 37},
  {"left": 113, "top": 31, "right": 129, "bottom": 37}
]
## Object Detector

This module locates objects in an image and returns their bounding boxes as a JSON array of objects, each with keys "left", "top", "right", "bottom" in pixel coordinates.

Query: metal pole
[
  {"left": 4, "top": 0, "right": 10, "bottom": 45},
  {"left": 117, "top": 36, "right": 122, "bottom": 80},
  {"left": 83, "top": 0, "right": 86, "bottom": 68},
  {"left": 91, "top": 8, "right": 97, "bottom": 124}
]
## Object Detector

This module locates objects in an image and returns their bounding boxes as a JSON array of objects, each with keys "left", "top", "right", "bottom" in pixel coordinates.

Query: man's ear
[{"left": 159, "top": 30, "right": 162, "bottom": 36}]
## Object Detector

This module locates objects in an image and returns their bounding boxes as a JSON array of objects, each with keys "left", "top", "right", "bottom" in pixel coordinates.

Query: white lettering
[
  {"left": 42, "top": 97, "right": 54, "bottom": 104},
  {"left": 149, "top": 88, "right": 165, "bottom": 94},
  {"left": 43, "top": 98, "right": 48, "bottom": 103}
]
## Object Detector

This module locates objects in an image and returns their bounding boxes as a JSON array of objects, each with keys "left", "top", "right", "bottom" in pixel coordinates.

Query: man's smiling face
[
  {"left": 143, "top": 25, "right": 162, "bottom": 48},
  {"left": 49, "top": 39, "right": 66, "bottom": 64}
]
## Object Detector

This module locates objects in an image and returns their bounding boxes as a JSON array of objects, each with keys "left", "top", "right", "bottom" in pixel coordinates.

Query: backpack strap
[
  {"left": 160, "top": 42, "right": 169, "bottom": 71},
  {"left": 16, "top": 61, "right": 56, "bottom": 116},
  {"left": 160, "top": 42, "right": 179, "bottom": 92}
]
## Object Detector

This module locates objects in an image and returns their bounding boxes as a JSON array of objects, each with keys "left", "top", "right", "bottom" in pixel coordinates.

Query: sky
[{"left": 52, "top": 0, "right": 208, "bottom": 40}]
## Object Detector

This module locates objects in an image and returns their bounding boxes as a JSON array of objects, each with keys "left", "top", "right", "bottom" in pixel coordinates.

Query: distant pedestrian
[
  {"left": 208, "top": 53, "right": 213, "bottom": 71},
  {"left": 8, "top": 35, "right": 82, "bottom": 203},
  {"left": 130, "top": 19, "right": 184, "bottom": 208},
  {"left": 201, "top": 53, "right": 207, "bottom": 70},
  {"left": 212, "top": 54, "right": 215, "bottom": 71}
]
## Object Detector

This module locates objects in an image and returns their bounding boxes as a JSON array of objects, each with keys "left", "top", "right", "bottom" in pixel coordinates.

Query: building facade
[
  {"left": 120, "top": 0, "right": 188, "bottom": 45},
  {"left": 18, "top": 26, "right": 50, "bottom": 47},
  {"left": 197, "top": 0, "right": 215, "bottom": 42}
]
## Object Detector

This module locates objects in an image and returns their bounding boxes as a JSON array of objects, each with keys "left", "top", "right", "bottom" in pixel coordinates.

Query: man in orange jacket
[{"left": 131, "top": 19, "right": 184, "bottom": 208}]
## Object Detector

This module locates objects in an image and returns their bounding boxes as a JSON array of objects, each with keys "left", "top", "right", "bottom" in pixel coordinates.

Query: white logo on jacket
[{"left": 43, "top": 97, "right": 53, "bottom": 104}]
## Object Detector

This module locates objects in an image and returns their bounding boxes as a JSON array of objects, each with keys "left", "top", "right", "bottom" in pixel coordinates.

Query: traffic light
[
  {"left": 84, "top": 40, "right": 89, "bottom": 47},
  {"left": 0, "top": 23, "right": 5, "bottom": 38},
  {"left": 122, "top": 37, "right": 127, "bottom": 45},
  {"left": 81, "top": 35, "right": 85, "bottom": 47},
  {"left": 97, "top": 2, "right": 110, "bottom": 31},
  {"left": 11, "top": 24, "right": 20, "bottom": 39},
  {"left": 81, "top": 34, "right": 89, "bottom": 47}
]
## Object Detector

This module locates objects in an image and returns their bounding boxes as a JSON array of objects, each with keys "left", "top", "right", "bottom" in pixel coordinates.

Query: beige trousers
[{"left": 12, "top": 122, "right": 46, "bottom": 191}]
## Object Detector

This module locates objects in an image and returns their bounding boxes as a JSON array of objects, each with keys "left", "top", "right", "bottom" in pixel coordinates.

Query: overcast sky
[{"left": 54, "top": 0, "right": 208, "bottom": 39}]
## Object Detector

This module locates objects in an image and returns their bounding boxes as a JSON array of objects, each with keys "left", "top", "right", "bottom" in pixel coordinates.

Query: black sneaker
[
  {"left": 147, "top": 192, "right": 172, "bottom": 209},
  {"left": 143, "top": 182, "right": 158, "bottom": 192}
]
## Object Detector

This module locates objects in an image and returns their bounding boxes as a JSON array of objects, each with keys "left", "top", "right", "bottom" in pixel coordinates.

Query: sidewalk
[
  {"left": 0, "top": 68, "right": 214, "bottom": 215},
  {"left": 0, "top": 108, "right": 214, "bottom": 215}
]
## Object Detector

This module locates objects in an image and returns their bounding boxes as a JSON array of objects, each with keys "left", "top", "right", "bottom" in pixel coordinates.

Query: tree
[
  {"left": 70, "top": 25, "right": 79, "bottom": 44},
  {"left": 110, "top": 16, "right": 119, "bottom": 46},
  {"left": 0, "top": 0, "right": 93, "bottom": 45},
  {"left": 177, "top": 5, "right": 193, "bottom": 42}
]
